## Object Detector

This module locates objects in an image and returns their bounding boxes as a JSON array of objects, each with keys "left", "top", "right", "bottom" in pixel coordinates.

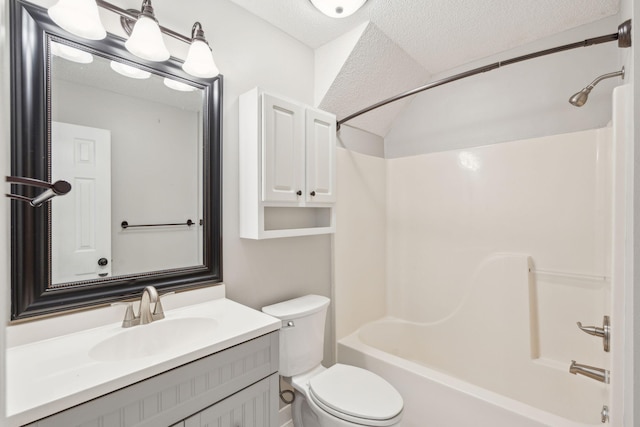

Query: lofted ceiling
[
  {"left": 231, "top": 0, "right": 619, "bottom": 136},
  {"left": 227, "top": 0, "right": 620, "bottom": 136}
]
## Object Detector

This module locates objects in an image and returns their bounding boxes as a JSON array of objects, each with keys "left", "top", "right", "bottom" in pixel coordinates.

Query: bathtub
[
  {"left": 338, "top": 318, "right": 608, "bottom": 427},
  {"left": 337, "top": 256, "right": 609, "bottom": 426}
]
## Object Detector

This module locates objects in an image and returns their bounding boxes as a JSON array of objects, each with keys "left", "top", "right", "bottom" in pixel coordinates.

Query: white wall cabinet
[
  {"left": 26, "top": 333, "right": 279, "bottom": 427},
  {"left": 240, "top": 88, "right": 336, "bottom": 239}
]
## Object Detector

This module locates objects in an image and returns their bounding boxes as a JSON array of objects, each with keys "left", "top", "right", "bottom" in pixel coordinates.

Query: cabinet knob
[
  {"left": 310, "top": 191, "right": 316, "bottom": 197},
  {"left": 296, "top": 190, "right": 302, "bottom": 196}
]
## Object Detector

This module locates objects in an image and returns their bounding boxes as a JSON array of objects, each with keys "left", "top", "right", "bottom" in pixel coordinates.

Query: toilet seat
[{"left": 308, "top": 364, "right": 403, "bottom": 426}]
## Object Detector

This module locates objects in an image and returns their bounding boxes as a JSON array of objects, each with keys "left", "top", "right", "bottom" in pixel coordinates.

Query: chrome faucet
[
  {"left": 569, "top": 360, "right": 610, "bottom": 384},
  {"left": 122, "top": 286, "right": 165, "bottom": 328}
]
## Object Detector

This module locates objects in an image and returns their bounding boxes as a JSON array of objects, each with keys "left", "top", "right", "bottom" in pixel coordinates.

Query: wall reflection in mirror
[{"left": 49, "top": 39, "right": 205, "bottom": 287}]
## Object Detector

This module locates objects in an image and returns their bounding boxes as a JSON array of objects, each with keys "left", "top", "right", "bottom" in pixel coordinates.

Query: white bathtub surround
[
  {"left": 6, "top": 285, "right": 280, "bottom": 426},
  {"left": 340, "top": 254, "right": 607, "bottom": 426},
  {"left": 334, "top": 147, "right": 387, "bottom": 340},
  {"left": 386, "top": 128, "right": 613, "bottom": 324},
  {"left": 340, "top": 322, "right": 597, "bottom": 427},
  {"left": 335, "top": 123, "right": 625, "bottom": 425}
]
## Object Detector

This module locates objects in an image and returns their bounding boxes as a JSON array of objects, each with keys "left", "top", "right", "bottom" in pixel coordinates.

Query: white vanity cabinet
[
  {"left": 25, "top": 332, "right": 279, "bottom": 427},
  {"left": 240, "top": 87, "right": 336, "bottom": 239}
]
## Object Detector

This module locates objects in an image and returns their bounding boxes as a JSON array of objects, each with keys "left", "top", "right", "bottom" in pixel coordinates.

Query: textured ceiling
[
  {"left": 227, "top": 0, "right": 620, "bottom": 136},
  {"left": 228, "top": 0, "right": 620, "bottom": 75},
  {"left": 318, "top": 23, "right": 428, "bottom": 137}
]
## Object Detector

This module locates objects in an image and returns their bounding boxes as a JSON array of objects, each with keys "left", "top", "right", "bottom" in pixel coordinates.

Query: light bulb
[{"left": 48, "top": 0, "right": 106, "bottom": 40}]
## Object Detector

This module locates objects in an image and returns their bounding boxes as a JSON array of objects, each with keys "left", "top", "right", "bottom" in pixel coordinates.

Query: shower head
[
  {"left": 569, "top": 67, "right": 625, "bottom": 107},
  {"left": 569, "top": 88, "right": 590, "bottom": 107}
]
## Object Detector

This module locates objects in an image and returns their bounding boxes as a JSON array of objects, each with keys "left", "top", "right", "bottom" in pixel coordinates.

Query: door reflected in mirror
[{"left": 50, "top": 39, "right": 205, "bottom": 288}]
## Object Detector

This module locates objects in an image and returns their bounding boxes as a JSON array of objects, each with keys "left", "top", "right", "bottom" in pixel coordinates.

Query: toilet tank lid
[{"left": 262, "top": 295, "right": 330, "bottom": 320}]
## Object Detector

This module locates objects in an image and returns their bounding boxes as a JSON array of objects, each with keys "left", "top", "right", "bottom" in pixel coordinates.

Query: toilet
[{"left": 262, "top": 295, "right": 403, "bottom": 427}]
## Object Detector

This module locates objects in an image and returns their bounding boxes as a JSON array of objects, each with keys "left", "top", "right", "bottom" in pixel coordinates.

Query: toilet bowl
[
  {"left": 262, "top": 295, "right": 403, "bottom": 427},
  {"left": 292, "top": 364, "right": 403, "bottom": 427}
]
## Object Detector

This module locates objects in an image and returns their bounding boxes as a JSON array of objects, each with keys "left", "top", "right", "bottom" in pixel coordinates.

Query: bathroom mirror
[{"left": 10, "top": 0, "right": 222, "bottom": 320}]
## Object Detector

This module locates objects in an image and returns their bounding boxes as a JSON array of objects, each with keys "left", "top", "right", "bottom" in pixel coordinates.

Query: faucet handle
[
  {"left": 121, "top": 303, "right": 138, "bottom": 328},
  {"left": 152, "top": 297, "right": 165, "bottom": 321},
  {"left": 576, "top": 315, "right": 610, "bottom": 352}
]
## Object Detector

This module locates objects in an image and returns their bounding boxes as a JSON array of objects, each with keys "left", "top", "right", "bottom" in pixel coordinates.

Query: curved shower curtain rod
[{"left": 336, "top": 19, "right": 632, "bottom": 131}]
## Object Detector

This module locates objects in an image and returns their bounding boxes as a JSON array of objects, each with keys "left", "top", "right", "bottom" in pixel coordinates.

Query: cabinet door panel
[
  {"left": 184, "top": 374, "right": 278, "bottom": 427},
  {"left": 306, "top": 108, "right": 336, "bottom": 203},
  {"left": 262, "top": 94, "right": 304, "bottom": 202}
]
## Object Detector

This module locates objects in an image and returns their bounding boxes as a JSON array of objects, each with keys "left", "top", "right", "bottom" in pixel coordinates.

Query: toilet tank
[{"left": 262, "top": 295, "right": 330, "bottom": 377}]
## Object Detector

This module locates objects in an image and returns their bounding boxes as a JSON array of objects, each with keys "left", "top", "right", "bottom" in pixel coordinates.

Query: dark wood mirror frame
[{"left": 9, "top": 0, "right": 223, "bottom": 320}]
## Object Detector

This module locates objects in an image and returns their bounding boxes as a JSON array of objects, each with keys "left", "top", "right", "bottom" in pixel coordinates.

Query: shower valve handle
[{"left": 576, "top": 315, "right": 610, "bottom": 352}]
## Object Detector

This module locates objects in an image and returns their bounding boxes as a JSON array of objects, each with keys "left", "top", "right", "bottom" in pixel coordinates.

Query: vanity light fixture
[
  {"left": 47, "top": 0, "right": 220, "bottom": 78},
  {"left": 48, "top": 0, "right": 106, "bottom": 40},
  {"left": 182, "top": 22, "right": 219, "bottom": 78},
  {"left": 51, "top": 41, "right": 94, "bottom": 64},
  {"left": 124, "top": 0, "right": 170, "bottom": 62},
  {"left": 110, "top": 61, "right": 151, "bottom": 79},
  {"left": 163, "top": 77, "right": 197, "bottom": 92},
  {"left": 309, "top": 0, "right": 367, "bottom": 18}
]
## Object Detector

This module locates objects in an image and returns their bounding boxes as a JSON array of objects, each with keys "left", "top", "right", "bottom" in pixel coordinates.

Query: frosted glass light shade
[
  {"left": 125, "top": 15, "right": 170, "bottom": 62},
  {"left": 110, "top": 61, "right": 151, "bottom": 79},
  {"left": 309, "top": 0, "right": 367, "bottom": 18},
  {"left": 182, "top": 39, "right": 219, "bottom": 78},
  {"left": 51, "top": 42, "right": 94, "bottom": 64},
  {"left": 48, "top": 0, "right": 106, "bottom": 40}
]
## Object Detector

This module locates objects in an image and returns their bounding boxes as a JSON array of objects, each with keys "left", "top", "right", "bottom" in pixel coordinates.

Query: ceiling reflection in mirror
[{"left": 49, "top": 38, "right": 205, "bottom": 288}]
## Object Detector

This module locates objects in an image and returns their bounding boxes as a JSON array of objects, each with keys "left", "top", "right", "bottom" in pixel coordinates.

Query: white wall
[
  {"left": 385, "top": 16, "right": 621, "bottom": 158},
  {"left": 616, "top": 0, "right": 636, "bottom": 424},
  {"left": 0, "top": 0, "right": 9, "bottom": 420},
  {"left": 622, "top": 0, "right": 640, "bottom": 424}
]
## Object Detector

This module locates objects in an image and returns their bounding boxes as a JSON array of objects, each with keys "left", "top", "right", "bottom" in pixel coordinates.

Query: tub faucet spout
[{"left": 569, "top": 360, "right": 609, "bottom": 384}]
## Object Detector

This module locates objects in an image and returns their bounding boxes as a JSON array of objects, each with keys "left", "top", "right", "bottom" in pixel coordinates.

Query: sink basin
[{"left": 89, "top": 317, "right": 217, "bottom": 362}]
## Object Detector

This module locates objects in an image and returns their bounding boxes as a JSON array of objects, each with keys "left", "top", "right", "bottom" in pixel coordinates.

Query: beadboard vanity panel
[
  {"left": 25, "top": 333, "right": 279, "bottom": 427},
  {"left": 184, "top": 375, "right": 279, "bottom": 427}
]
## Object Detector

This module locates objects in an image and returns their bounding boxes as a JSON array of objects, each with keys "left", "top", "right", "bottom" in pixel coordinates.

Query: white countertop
[{"left": 6, "top": 296, "right": 280, "bottom": 426}]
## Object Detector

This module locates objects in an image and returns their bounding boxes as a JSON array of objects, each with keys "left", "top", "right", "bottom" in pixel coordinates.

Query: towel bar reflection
[
  {"left": 121, "top": 219, "right": 198, "bottom": 229},
  {"left": 5, "top": 176, "right": 72, "bottom": 207}
]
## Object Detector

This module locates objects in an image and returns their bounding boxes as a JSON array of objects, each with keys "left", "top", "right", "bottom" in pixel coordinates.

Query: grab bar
[
  {"left": 529, "top": 267, "right": 609, "bottom": 283},
  {"left": 121, "top": 219, "right": 197, "bottom": 229},
  {"left": 5, "top": 176, "right": 72, "bottom": 207}
]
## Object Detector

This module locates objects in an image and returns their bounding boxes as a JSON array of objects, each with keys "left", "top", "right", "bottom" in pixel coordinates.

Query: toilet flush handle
[{"left": 283, "top": 320, "right": 295, "bottom": 328}]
